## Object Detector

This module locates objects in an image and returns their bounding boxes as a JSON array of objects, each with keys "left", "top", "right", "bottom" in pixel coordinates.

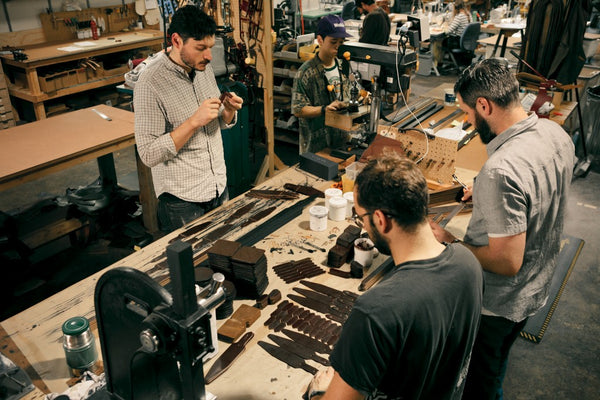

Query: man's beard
[
  {"left": 475, "top": 111, "right": 495, "bottom": 144},
  {"left": 181, "top": 50, "right": 209, "bottom": 71},
  {"left": 370, "top": 220, "right": 391, "bottom": 256}
]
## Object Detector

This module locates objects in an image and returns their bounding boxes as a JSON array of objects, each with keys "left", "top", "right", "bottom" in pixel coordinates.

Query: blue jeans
[
  {"left": 462, "top": 315, "right": 527, "bottom": 400},
  {"left": 157, "top": 188, "right": 228, "bottom": 233}
]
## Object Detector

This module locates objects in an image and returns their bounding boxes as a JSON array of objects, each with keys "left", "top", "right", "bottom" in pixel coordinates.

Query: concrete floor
[{"left": 1, "top": 70, "right": 599, "bottom": 398}]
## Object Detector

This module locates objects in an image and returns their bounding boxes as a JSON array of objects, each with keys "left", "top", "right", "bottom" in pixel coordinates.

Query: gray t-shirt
[
  {"left": 464, "top": 113, "right": 575, "bottom": 322},
  {"left": 330, "top": 244, "right": 483, "bottom": 399}
]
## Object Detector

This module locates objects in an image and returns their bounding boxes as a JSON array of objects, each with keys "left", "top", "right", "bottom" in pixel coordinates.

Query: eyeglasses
[
  {"left": 352, "top": 207, "right": 401, "bottom": 228},
  {"left": 352, "top": 207, "right": 372, "bottom": 228}
]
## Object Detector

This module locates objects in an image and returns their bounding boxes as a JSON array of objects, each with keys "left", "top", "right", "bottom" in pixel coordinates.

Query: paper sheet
[{"left": 57, "top": 46, "right": 82, "bottom": 52}]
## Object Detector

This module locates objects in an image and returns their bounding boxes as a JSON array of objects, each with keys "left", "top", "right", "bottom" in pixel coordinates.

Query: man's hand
[
  {"left": 190, "top": 98, "right": 221, "bottom": 128},
  {"left": 305, "top": 366, "right": 335, "bottom": 398},
  {"left": 430, "top": 220, "right": 459, "bottom": 244},
  {"left": 326, "top": 100, "right": 347, "bottom": 111},
  {"left": 460, "top": 186, "right": 473, "bottom": 202},
  {"left": 221, "top": 92, "right": 243, "bottom": 112}
]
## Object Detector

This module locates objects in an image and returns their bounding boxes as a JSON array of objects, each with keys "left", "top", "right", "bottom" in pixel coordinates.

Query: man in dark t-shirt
[
  {"left": 357, "top": 0, "right": 391, "bottom": 45},
  {"left": 305, "top": 154, "right": 483, "bottom": 400}
]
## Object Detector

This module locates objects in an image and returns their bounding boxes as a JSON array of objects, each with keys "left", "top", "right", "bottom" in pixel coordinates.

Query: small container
[
  {"left": 62, "top": 316, "right": 98, "bottom": 376},
  {"left": 309, "top": 205, "right": 328, "bottom": 231},
  {"left": 343, "top": 192, "right": 354, "bottom": 218},
  {"left": 328, "top": 196, "right": 347, "bottom": 221},
  {"left": 345, "top": 161, "right": 365, "bottom": 181},
  {"left": 341, "top": 173, "right": 354, "bottom": 193},
  {"left": 324, "top": 188, "right": 342, "bottom": 209},
  {"left": 444, "top": 88, "right": 456, "bottom": 106}
]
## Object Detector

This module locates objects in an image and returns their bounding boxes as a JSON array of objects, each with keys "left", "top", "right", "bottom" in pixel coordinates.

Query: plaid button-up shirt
[{"left": 134, "top": 53, "right": 236, "bottom": 203}]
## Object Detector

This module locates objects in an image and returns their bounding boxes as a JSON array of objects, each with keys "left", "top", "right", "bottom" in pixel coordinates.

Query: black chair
[{"left": 443, "top": 22, "right": 481, "bottom": 73}]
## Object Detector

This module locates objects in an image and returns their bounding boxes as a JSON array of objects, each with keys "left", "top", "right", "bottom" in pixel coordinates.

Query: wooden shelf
[
  {"left": 8, "top": 74, "right": 126, "bottom": 102},
  {"left": 0, "top": 31, "right": 162, "bottom": 120}
]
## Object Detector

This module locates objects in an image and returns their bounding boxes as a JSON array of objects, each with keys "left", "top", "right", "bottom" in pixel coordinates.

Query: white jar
[
  {"left": 343, "top": 192, "right": 354, "bottom": 218},
  {"left": 309, "top": 205, "right": 328, "bottom": 231},
  {"left": 328, "top": 196, "right": 347, "bottom": 221},
  {"left": 324, "top": 188, "right": 342, "bottom": 209}
]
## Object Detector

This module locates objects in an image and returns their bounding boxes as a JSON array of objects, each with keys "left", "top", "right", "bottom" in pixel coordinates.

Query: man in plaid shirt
[{"left": 134, "top": 6, "right": 243, "bottom": 232}]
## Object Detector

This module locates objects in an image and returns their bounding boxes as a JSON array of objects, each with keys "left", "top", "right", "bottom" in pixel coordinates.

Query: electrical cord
[{"left": 394, "top": 31, "right": 430, "bottom": 164}]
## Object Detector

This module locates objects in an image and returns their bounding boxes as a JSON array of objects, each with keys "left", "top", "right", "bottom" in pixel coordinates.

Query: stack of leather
[
  {"left": 194, "top": 266, "right": 215, "bottom": 287},
  {"left": 327, "top": 225, "right": 363, "bottom": 268},
  {"left": 230, "top": 246, "right": 269, "bottom": 298},
  {"left": 273, "top": 258, "right": 326, "bottom": 283},
  {"left": 215, "top": 280, "right": 237, "bottom": 320},
  {"left": 207, "top": 239, "right": 242, "bottom": 280}
]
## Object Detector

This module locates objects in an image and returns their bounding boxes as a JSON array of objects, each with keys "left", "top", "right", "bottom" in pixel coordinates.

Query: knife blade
[
  {"left": 205, "top": 331, "right": 254, "bottom": 384},
  {"left": 268, "top": 334, "right": 330, "bottom": 366},
  {"left": 300, "top": 280, "right": 344, "bottom": 298},
  {"left": 293, "top": 287, "right": 334, "bottom": 306},
  {"left": 281, "top": 328, "right": 332, "bottom": 355},
  {"left": 438, "top": 202, "right": 466, "bottom": 228},
  {"left": 92, "top": 108, "right": 112, "bottom": 121},
  {"left": 257, "top": 341, "right": 318, "bottom": 375},
  {"left": 288, "top": 294, "right": 345, "bottom": 319}
]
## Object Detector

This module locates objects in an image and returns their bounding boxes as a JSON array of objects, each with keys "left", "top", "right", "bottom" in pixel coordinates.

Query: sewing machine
[{"left": 93, "top": 240, "right": 226, "bottom": 399}]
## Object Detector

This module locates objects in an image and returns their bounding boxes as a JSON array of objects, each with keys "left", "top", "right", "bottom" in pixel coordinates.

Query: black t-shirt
[
  {"left": 359, "top": 7, "right": 391, "bottom": 46},
  {"left": 330, "top": 244, "right": 483, "bottom": 400}
]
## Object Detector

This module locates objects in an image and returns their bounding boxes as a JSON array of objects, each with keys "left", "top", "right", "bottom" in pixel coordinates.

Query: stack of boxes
[{"left": 0, "top": 66, "right": 16, "bottom": 130}]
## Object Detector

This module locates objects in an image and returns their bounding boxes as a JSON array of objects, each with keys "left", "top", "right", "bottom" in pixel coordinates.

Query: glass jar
[{"left": 62, "top": 316, "right": 98, "bottom": 376}]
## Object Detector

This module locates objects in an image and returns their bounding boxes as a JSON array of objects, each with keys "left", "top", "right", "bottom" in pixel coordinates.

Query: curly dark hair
[
  {"left": 454, "top": 58, "right": 521, "bottom": 110},
  {"left": 167, "top": 5, "right": 217, "bottom": 42},
  {"left": 355, "top": 152, "right": 429, "bottom": 232}
]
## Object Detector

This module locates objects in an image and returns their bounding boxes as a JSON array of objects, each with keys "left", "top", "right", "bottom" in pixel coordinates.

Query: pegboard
[
  {"left": 377, "top": 124, "right": 458, "bottom": 185},
  {"left": 39, "top": 4, "right": 159, "bottom": 43}
]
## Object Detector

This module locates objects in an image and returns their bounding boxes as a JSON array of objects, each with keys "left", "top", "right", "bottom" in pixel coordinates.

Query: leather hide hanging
[{"left": 519, "top": 0, "right": 592, "bottom": 85}]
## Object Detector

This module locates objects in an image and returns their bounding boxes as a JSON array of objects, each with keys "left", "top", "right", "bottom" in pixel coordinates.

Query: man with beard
[
  {"left": 431, "top": 59, "right": 575, "bottom": 399},
  {"left": 134, "top": 6, "right": 243, "bottom": 232},
  {"left": 305, "top": 153, "right": 483, "bottom": 400}
]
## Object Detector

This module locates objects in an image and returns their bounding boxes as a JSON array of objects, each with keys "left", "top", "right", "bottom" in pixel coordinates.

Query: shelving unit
[
  {"left": 272, "top": 51, "right": 304, "bottom": 146},
  {"left": 0, "top": 30, "right": 163, "bottom": 120}
]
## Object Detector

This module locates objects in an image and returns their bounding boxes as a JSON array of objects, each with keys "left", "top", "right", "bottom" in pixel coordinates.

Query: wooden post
[{"left": 262, "top": 0, "right": 275, "bottom": 178}]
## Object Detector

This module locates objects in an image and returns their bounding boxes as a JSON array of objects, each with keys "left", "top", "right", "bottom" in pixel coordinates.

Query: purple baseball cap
[{"left": 316, "top": 15, "right": 352, "bottom": 38}]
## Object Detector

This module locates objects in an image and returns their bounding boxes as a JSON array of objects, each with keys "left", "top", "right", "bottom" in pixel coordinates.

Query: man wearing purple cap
[{"left": 292, "top": 15, "right": 353, "bottom": 154}]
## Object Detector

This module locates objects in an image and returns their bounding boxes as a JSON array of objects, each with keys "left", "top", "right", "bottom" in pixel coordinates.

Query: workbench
[
  {"left": 0, "top": 30, "right": 162, "bottom": 120},
  {"left": 0, "top": 105, "right": 158, "bottom": 235},
  {"left": 0, "top": 163, "right": 472, "bottom": 399}
]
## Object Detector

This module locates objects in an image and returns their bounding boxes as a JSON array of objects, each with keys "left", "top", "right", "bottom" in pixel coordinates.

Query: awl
[{"left": 205, "top": 331, "right": 254, "bottom": 384}]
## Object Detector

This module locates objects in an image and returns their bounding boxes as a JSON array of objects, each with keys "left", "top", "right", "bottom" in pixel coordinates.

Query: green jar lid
[{"left": 62, "top": 316, "right": 90, "bottom": 336}]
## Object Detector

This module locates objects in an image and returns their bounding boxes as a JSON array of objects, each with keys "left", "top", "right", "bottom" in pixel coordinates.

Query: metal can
[{"left": 62, "top": 316, "right": 98, "bottom": 375}]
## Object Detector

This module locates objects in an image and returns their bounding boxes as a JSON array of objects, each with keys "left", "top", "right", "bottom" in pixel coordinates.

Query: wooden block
[
  {"left": 325, "top": 105, "right": 369, "bottom": 131},
  {"left": 230, "top": 304, "right": 261, "bottom": 328},
  {"left": 217, "top": 319, "right": 246, "bottom": 343}
]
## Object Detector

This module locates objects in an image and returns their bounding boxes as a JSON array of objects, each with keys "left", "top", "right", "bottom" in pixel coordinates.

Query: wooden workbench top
[
  {"left": 1, "top": 149, "right": 474, "bottom": 400},
  {"left": 0, "top": 105, "right": 134, "bottom": 189}
]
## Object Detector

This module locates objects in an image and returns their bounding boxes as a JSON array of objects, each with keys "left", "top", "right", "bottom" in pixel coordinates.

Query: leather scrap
[
  {"left": 246, "top": 189, "right": 299, "bottom": 200},
  {"left": 283, "top": 183, "right": 325, "bottom": 198}
]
